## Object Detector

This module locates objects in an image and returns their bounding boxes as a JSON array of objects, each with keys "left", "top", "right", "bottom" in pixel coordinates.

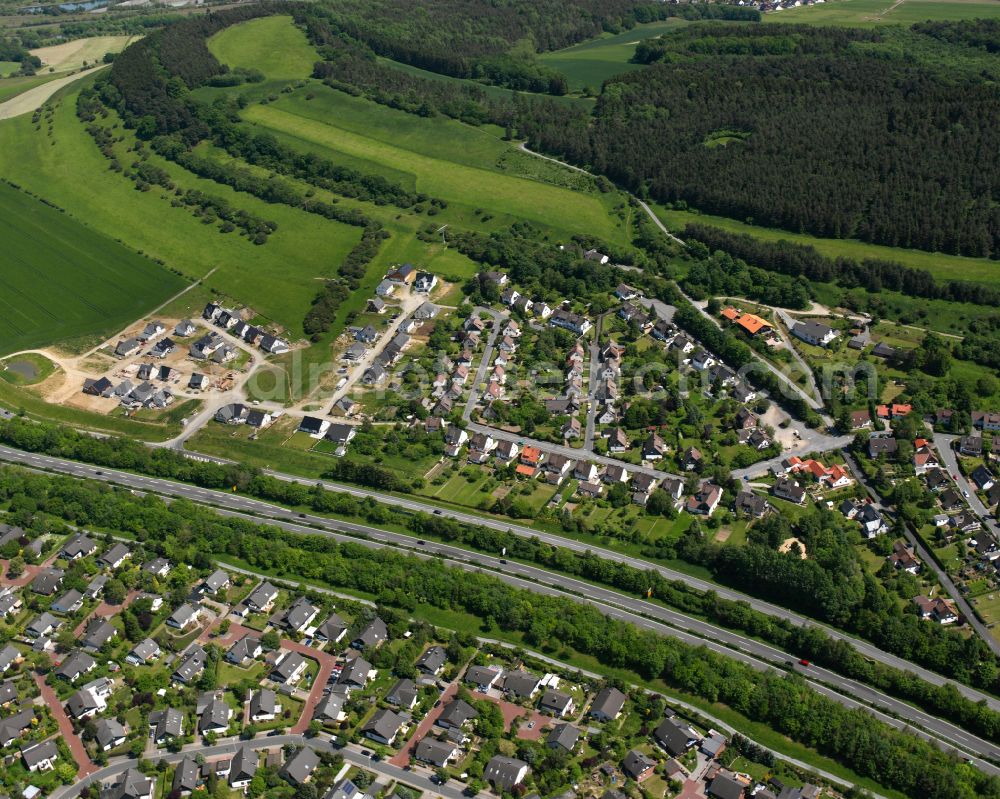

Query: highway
[{"left": 2, "top": 444, "right": 999, "bottom": 770}]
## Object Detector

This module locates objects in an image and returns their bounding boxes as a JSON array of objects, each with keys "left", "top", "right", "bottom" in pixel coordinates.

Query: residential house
[
  {"left": 149, "top": 707, "right": 184, "bottom": 743},
  {"left": 126, "top": 639, "right": 161, "bottom": 667},
  {"left": 589, "top": 686, "right": 627, "bottom": 721},
  {"left": 680, "top": 447, "right": 703, "bottom": 471},
  {"left": 22, "top": 740, "right": 59, "bottom": 773},
  {"left": 299, "top": 416, "right": 331, "bottom": 439},
  {"left": 465, "top": 665, "right": 502, "bottom": 692},
  {"left": 99, "top": 543, "right": 131, "bottom": 570},
  {"left": 622, "top": 750, "right": 656, "bottom": 782},
  {"left": 791, "top": 321, "right": 837, "bottom": 347},
  {"left": 166, "top": 603, "right": 201, "bottom": 630},
  {"left": 484, "top": 756, "right": 529, "bottom": 791},
  {"left": 547, "top": 723, "right": 581, "bottom": 753},
  {"left": 229, "top": 748, "right": 258, "bottom": 789},
  {"left": 225, "top": 635, "right": 262, "bottom": 666},
  {"left": 362, "top": 708, "right": 405, "bottom": 745},
  {"left": 914, "top": 595, "right": 960, "bottom": 625},
  {"left": 686, "top": 484, "right": 723, "bottom": 516},
  {"left": 272, "top": 651, "right": 308, "bottom": 685},
  {"left": 734, "top": 491, "right": 773, "bottom": 519},
  {"left": 415, "top": 738, "right": 460, "bottom": 767},
  {"left": 173, "top": 647, "right": 207, "bottom": 684},
  {"left": 198, "top": 698, "right": 232, "bottom": 735},
  {"left": 439, "top": 698, "right": 478, "bottom": 730},
  {"left": 868, "top": 436, "right": 898, "bottom": 458},
  {"left": 503, "top": 670, "right": 541, "bottom": 699},
  {"left": 386, "top": 678, "right": 419, "bottom": 710},
  {"left": 249, "top": 689, "right": 281, "bottom": 723},
  {"left": 655, "top": 716, "right": 701, "bottom": 757},
  {"left": 850, "top": 410, "right": 872, "bottom": 430},
  {"left": 62, "top": 534, "right": 97, "bottom": 560},
  {"left": 642, "top": 432, "right": 666, "bottom": 461},
  {"left": 281, "top": 748, "right": 319, "bottom": 786},
  {"left": 539, "top": 689, "right": 575, "bottom": 717},
  {"left": 316, "top": 613, "right": 348, "bottom": 645},
  {"left": 95, "top": 718, "right": 128, "bottom": 751},
  {"left": 352, "top": 617, "right": 388, "bottom": 649},
  {"left": 773, "top": 477, "right": 806, "bottom": 505},
  {"left": 246, "top": 582, "right": 279, "bottom": 613},
  {"left": 31, "top": 567, "right": 64, "bottom": 595},
  {"left": 416, "top": 645, "right": 447, "bottom": 676},
  {"left": 202, "top": 569, "right": 230, "bottom": 595},
  {"left": 337, "top": 656, "right": 373, "bottom": 690}
]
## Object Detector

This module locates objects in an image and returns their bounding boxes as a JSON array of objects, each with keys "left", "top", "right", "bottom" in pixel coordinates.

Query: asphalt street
[{"left": 2, "top": 445, "right": 999, "bottom": 770}]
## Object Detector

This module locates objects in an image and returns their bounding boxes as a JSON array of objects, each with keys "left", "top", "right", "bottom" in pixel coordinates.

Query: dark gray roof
[
  {"left": 417, "top": 645, "right": 447, "bottom": 674},
  {"left": 362, "top": 708, "right": 404, "bottom": 742},
  {"left": 707, "top": 774, "right": 744, "bottom": 799},
  {"left": 281, "top": 747, "right": 319, "bottom": 786},
  {"left": 150, "top": 707, "right": 184, "bottom": 740},
  {"left": 484, "top": 755, "right": 528, "bottom": 790},
  {"left": 547, "top": 723, "right": 580, "bottom": 751},
  {"left": 439, "top": 698, "right": 478, "bottom": 728},
  {"left": 21, "top": 739, "right": 58, "bottom": 769},
  {"left": 387, "top": 678, "right": 418, "bottom": 708},
  {"left": 353, "top": 617, "right": 388, "bottom": 648},
  {"left": 415, "top": 737, "right": 457, "bottom": 766},
  {"left": 95, "top": 717, "right": 127, "bottom": 749},
  {"left": 230, "top": 747, "right": 258, "bottom": 785},
  {"left": 56, "top": 651, "right": 96, "bottom": 681},
  {"left": 101, "top": 768, "right": 155, "bottom": 799},
  {"left": 173, "top": 757, "right": 201, "bottom": 793}
]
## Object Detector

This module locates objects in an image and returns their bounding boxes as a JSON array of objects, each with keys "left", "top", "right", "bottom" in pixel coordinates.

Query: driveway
[
  {"left": 35, "top": 673, "right": 98, "bottom": 777},
  {"left": 389, "top": 680, "right": 458, "bottom": 766},
  {"left": 73, "top": 589, "right": 140, "bottom": 637}
]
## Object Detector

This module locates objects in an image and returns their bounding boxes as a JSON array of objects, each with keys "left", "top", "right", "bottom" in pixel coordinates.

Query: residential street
[{"left": 842, "top": 448, "right": 1000, "bottom": 657}]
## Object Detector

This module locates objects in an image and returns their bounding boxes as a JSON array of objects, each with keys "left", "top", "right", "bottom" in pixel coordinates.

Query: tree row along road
[
  {"left": 3, "top": 444, "right": 999, "bottom": 769},
  {"left": 4, "top": 441, "right": 999, "bottom": 714}
]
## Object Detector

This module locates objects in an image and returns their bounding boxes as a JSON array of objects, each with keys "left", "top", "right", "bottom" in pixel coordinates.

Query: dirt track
[{"left": 0, "top": 65, "right": 107, "bottom": 121}]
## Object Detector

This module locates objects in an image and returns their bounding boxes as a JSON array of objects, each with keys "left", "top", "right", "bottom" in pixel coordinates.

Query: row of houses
[{"left": 203, "top": 302, "right": 289, "bottom": 355}]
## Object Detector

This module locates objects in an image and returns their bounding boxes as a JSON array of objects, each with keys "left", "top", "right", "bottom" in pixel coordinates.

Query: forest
[
  {"left": 0, "top": 463, "right": 996, "bottom": 799},
  {"left": 522, "top": 23, "right": 1000, "bottom": 258}
]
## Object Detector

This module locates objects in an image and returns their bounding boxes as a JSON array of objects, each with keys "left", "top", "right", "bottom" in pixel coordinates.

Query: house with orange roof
[
  {"left": 721, "top": 307, "right": 740, "bottom": 322},
  {"left": 515, "top": 464, "right": 538, "bottom": 478},
  {"left": 520, "top": 447, "right": 543, "bottom": 467},
  {"left": 878, "top": 404, "right": 912, "bottom": 420},
  {"left": 736, "top": 314, "right": 772, "bottom": 336}
]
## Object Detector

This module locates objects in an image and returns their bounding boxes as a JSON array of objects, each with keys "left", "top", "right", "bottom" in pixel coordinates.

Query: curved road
[{"left": 3, "top": 444, "right": 999, "bottom": 769}]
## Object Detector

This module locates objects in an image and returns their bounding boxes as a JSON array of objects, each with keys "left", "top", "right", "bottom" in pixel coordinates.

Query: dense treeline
[
  {"left": 680, "top": 246, "right": 812, "bottom": 310},
  {"left": 3, "top": 415, "right": 1000, "bottom": 740},
  {"left": 521, "top": 24, "right": 1000, "bottom": 258},
  {"left": 303, "top": 225, "right": 388, "bottom": 337},
  {"left": 0, "top": 35, "right": 41, "bottom": 74},
  {"left": 0, "top": 463, "right": 995, "bottom": 799},
  {"left": 912, "top": 19, "right": 1000, "bottom": 53},
  {"left": 682, "top": 223, "right": 1000, "bottom": 308},
  {"left": 303, "top": 0, "right": 757, "bottom": 94}
]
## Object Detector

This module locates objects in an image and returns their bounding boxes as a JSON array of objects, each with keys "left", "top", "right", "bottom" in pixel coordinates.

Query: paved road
[
  {"left": 584, "top": 313, "right": 603, "bottom": 451},
  {"left": 51, "top": 733, "right": 469, "bottom": 799},
  {"left": 773, "top": 309, "right": 823, "bottom": 403},
  {"left": 5, "top": 446, "right": 1000, "bottom": 766},
  {"left": 7, "top": 443, "right": 1000, "bottom": 718},
  {"left": 843, "top": 448, "right": 1000, "bottom": 659},
  {"left": 0, "top": 64, "right": 108, "bottom": 121},
  {"left": 730, "top": 431, "right": 855, "bottom": 480},
  {"left": 934, "top": 433, "right": 998, "bottom": 524},
  {"left": 463, "top": 307, "right": 506, "bottom": 421}
]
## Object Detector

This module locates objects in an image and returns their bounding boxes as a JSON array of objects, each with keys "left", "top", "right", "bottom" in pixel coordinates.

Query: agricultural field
[
  {"left": 0, "top": 86, "right": 363, "bottom": 339},
  {"left": 29, "top": 35, "right": 136, "bottom": 73},
  {"left": 765, "top": 0, "right": 1000, "bottom": 27},
  {"left": 0, "top": 179, "right": 187, "bottom": 357},
  {"left": 538, "top": 18, "right": 688, "bottom": 91}
]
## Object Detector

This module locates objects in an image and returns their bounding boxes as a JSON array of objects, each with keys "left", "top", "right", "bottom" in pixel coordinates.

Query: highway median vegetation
[
  {"left": 4, "top": 414, "right": 1000, "bottom": 749},
  {"left": 0, "top": 460, "right": 995, "bottom": 799}
]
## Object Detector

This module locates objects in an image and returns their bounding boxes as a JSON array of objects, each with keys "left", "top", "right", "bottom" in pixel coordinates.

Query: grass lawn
[
  {"left": 764, "top": 0, "right": 1000, "bottom": 27},
  {"left": 0, "top": 83, "right": 362, "bottom": 340},
  {"left": 0, "top": 352, "right": 57, "bottom": 385},
  {"left": 208, "top": 16, "right": 319, "bottom": 81},
  {"left": 538, "top": 19, "right": 688, "bottom": 91},
  {"left": 0, "top": 180, "right": 187, "bottom": 357},
  {"left": 974, "top": 592, "right": 1000, "bottom": 634},
  {"left": 654, "top": 204, "right": 1000, "bottom": 287},
  {"left": 243, "top": 86, "right": 628, "bottom": 245}
]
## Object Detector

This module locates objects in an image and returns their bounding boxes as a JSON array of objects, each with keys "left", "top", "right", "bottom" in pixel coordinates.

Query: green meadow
[
  {"left": 0, "top": 83, "right": 362, "bottom": 338},
  {"left": 764, "top": 0, "right": 1000, "bottom": 27},
  {"left": 0, "top": 180, "right": 186, "bottom": 356},
  {"left": 539, "top": 19, "right": 688, "bottom": 91},
  {"left": 655, "top": 205, "right": 1000, "bottom": 287},
  {"left": 207, "top": 15, "right": 320, "bottom": 80},
  {"left": 243, "top": 87, "right": 627, "bottom": 244}
]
